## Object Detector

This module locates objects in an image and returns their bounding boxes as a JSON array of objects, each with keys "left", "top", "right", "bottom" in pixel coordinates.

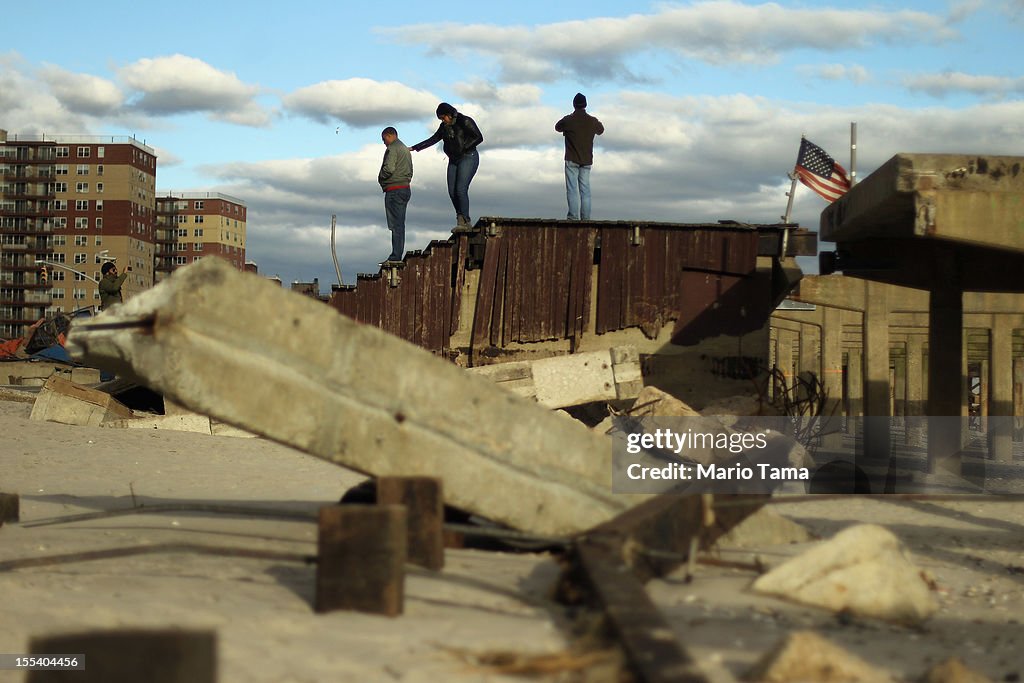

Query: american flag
[{"left": 794, "top": 138, "right": 851, "bottom": 202}]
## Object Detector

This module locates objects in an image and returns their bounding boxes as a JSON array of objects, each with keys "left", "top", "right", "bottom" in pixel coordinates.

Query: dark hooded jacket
[{"left": 411, "top": 112, "right": 483, "bottom": 161}]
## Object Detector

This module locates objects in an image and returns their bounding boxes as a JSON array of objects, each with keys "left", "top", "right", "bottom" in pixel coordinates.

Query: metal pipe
[{"left": 330, "top": 214, "right": 343, "bottom": 286}]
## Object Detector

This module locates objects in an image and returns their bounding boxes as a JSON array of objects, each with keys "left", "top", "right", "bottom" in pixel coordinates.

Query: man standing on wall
[
  {"left": 555, "top": 93, "right": 604, "bottom": 220},
  {"left": 379, "top": 126, "right": 413, "bottom": 263}
]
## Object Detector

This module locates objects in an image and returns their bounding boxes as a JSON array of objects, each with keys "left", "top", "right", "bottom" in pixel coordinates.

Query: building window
[
  {"left": 76, "top": 165, "right": 89, "bottom": 175},
  {"left": 74, "top": 217, "right": 88, "bottom": 229},
  {"left": 52, "top": 235, "right": 66, "bottom": 246},
  {"left": 194, "top": 215, "right": 204, "bottom": 224},
  {"left": 176, "top": 228, "right": 187, "bottom": 237},
  {"left": 95, "top": 218, "right": 103, "bottom": 229},
  {"left": 56, "top": 147, "right": 69, "bottom": 158},
  {"left": 53, "top": 200, "right": 67, "bottom": 210},
  {"left": 51, "top": 288, "right": 65, "bottom": 299},
  {"left": 194, "top": 201, "right": 204, "bottom": 210},
  {"left": 77, "top": 146, "right": 90, "bottom": 158},
  {"left": 193, "top": 256, "right": 202, "bottom": 262},
  {"left": 73, "top": 288, "right": 87, "bottom": 300},
  {"left": 97, "top": 165, "right": 104, "bottom": 176},
  {"left": 193, "top": 243, "right": 202, "bottom": 251},
  {"left": 97, "top": 147, "right": 105, "bottom": 159},
  {"left": 76, "top": 182, "right": 88, "bottom": 193},
  {"left": 97, "top": 183, "right": 104, "bottom": 193},
  {"left": 54, "top": 217, "right": 67, "bottom": 228},
  {"left": 76, "top": 200, "right": 88, "bottom": 211},
  {"left": 51, "top": 182, "right": 67, "bottom": 193},
  {"left": 175, "top": 256, "right": 187, "bottom": 265},
  {"left": 51, "top": 270, "right": 65, "bottom": 281},
  {"left": 194, "top": 228, "right": 203, "bottom": 237},
  {"left": 74, "top": 235, "right": 88, "bottom": 246},
  {"left": 74, "top": 253, "right": 87, "bottom": 264},
  {"left": 56, "top": 165, "right": 68, "bottom": 175},
  {"left": 95, "top": 236, "right": 102, "bottom": 245},
  {"left": 96, "top": 200, "right": 103, "bottom": 211},
  {"left": 75, "top": 272, "right": 86, "bottom": 281}
]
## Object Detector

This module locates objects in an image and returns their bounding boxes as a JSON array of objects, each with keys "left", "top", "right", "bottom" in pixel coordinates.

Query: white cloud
[
  {"left": 119, "top": 54, "right": 270, "bottom": 126},
  {"left": 799, "top": 63, "right": 870, "bottom": 85},
  {"left": 904, "top": 71, "right": 1024, "bottom": 98},
  {"left": 282, "top": 78, "right": 438, "bottom": 127},
  {"left": 386, "top": 2, "right": 955, "bottom": 83},
  {"left": 39, "top": 65, "right": 124, "bottom": 116}
]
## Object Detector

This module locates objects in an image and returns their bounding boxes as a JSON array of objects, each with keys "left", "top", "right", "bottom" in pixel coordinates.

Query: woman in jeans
[{"left": 411, "top": 102, "right": 483, "bottom": 228}]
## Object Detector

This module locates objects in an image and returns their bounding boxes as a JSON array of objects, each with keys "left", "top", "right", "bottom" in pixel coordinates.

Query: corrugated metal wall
[{"left": 328, "top": 219, "right": 792, "bottom": 355}]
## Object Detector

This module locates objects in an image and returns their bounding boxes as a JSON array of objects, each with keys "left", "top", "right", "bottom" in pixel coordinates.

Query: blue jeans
[
  {"left": 564, "top": 160, "right": 592, "bottom": 220},
  {"left": 447, "top": 149, "right": 479, "bottom": 221},
  {"left": 384, "top": 187, "right": 411, "bottom": 261}
]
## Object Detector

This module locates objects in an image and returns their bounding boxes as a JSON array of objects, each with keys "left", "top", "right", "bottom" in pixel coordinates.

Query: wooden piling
[
  {"left": 378, "top": 476, "right": 444, "bottom": 570},
  {"left": 315, "top": 505, "right": 406, "bottom": 616}
]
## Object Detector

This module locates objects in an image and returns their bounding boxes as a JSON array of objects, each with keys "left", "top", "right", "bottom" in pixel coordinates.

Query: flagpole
[
  {"left": 850, "top": 122, "right": 857, "bottom": 186},
  {"left": 782, "top": 135, "right": 803, "bottom": 223}
]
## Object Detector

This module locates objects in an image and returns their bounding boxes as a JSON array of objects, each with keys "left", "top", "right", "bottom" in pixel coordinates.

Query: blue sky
[{"left": 3, "top": 0, "right": 1023, "bottom": 289}]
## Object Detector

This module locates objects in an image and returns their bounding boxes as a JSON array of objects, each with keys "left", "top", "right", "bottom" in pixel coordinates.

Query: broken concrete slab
[
  {"left": 104, "top": 413, "right": 214, "bottom": 435},
  {"left": 751, "top": 524, "right": 938, "bottom": 624},
  {"left": 921, "top": 658, "right": 994, "bottom": 683},
  {"left": 29, "top": 375, "right": 134, "bottom": 427},
  {"left": 745, "top": 630, "right": 896, "bottom": 682},
  {"left": 67, "top": 258, "right": 640, "bottom": 537},
  {"left": 3, "top": 362, "right": 101, "bottom": 387},
  {"left": 468, "top": 345, "right": 642, "bottom": 408},
  {"left": 712, "top": 507, "right": 812, "bottom": 549}
]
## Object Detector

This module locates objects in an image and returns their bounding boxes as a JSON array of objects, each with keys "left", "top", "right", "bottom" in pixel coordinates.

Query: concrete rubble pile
[{"left": 66, "top": 257, "right": 642, "bottom": 537}]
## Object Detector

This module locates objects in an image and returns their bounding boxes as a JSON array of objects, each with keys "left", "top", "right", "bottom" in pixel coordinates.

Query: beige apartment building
[
  {"left": 154, "top": 192, "right": 247, "bottom": 282},
  {"left": 0, "top": 130, "right": 156, "bottom": 337}
]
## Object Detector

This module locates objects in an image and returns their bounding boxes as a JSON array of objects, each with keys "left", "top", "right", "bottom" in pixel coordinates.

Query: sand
[{"left": 1, "top": 398, "right": 1023, "bottom": 682}]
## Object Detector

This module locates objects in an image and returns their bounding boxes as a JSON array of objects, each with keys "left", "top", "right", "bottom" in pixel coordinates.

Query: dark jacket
[
  {"left": 411, "top": 113, "right": 483, "bottom": 161},
  {"left": 98, "top": 271, "right": 128, "bottom": 309},
  {"left": 555, "top": 109, "right": 604, "bottom": 166}
]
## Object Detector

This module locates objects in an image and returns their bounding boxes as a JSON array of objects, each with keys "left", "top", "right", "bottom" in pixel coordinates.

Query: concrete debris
[
  {"left": 104, "top": 413, "right": 214, "bottom": 435},
  {"left": 30, "top": 375, "right": 133, "bottom": 427},
  {"left": 745, "top": 630, "right": 896, "bottom": 682},
  {"left": 920, "top": 658, "right": 994, "bottom": 683},
  {"left": 3, "top": 361, "right": 101, "bottom": 387},
  {"left": 468, "top": 345, "right": 642, "bottom": 408},
  {"left": 751, "top": 524, "right": 939, "bottom": 624},
  {"left": 67, "top": 258, "right": 640, "bottom": 537},
  {"left": 713, "top": 508, "right": 812, "bottom": 549}
]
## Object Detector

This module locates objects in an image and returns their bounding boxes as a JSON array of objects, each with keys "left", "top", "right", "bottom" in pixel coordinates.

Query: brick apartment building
[
  {"left": 154, "top": 192, "right": 247, "bottom": 282},
  {"left": 1, "top": 129, "right": 248, "bottom": 338},
  {"left": 0, "top": 130, "right": 157, "bottom": 337}
]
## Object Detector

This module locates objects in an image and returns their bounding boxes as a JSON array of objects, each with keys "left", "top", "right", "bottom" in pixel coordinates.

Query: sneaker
[{"left": 456, "top": 214, "right": 469, "bottom": 227}]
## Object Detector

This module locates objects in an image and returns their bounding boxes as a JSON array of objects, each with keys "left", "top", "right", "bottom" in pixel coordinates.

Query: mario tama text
[{"left": 611, "top": 417, "right": 810, "bottom": 494}]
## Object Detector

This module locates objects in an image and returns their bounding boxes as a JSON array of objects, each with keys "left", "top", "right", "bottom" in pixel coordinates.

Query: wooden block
[
  {"left": 378, "top": 477, "right": 444, "bottom": 570},
  {"left": 27, "top": 629, "right": 216, "bottom": 683},
  {"left": 29, "top": 376, "right": 134, "bottom": 427},
  {"left": 316, "top": 505, "right": 406, "bottom": 616},
  {"left": 0, "top": 493, "right": 19, "bottom": 525}
]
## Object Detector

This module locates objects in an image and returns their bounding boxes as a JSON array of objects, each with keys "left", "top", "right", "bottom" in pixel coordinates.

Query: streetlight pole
[{"left": 34, "top": 259, "right": 100, "bottom": 285}]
